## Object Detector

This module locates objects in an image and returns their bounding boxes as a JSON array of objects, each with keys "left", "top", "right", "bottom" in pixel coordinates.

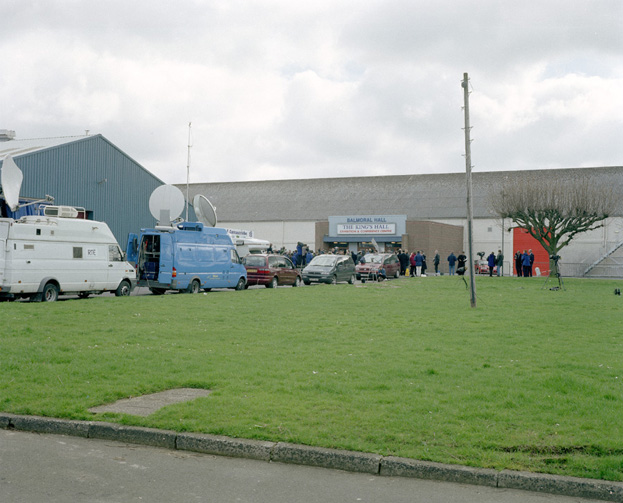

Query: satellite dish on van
[
  {"left": 1, "top": 155, "right": 24, "bottom": 211},
  {"left": 149, "top": 184, "right": 185, "bottom": 224},
  {"left": 192, "top": 194, "right": 217, "bottom": 227}
]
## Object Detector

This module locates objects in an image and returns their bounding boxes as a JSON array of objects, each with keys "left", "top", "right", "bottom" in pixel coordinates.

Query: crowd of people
[
  {"left": 514, "top": 249, "right": 535, "bottom": 277},
  {"left": 268, "top": 242, "right": 536, "bottom": 278}
]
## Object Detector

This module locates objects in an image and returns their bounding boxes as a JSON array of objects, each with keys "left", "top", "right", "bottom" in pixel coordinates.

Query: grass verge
[{"left": 1, "top": 275, "right": 622, "bottom": 480}]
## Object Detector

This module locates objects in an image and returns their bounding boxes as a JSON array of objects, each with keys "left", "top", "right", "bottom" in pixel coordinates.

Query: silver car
[{"left": 302, "top": 255, "right": 356, "bottom": 285}]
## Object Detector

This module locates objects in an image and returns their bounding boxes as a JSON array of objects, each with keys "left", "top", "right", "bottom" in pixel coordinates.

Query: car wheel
[
  {"left": 267, "top": 276, "right": 278, "bottom": 288},
  {"left": 187, "top": 279, "right": 201, "bottom": 294},
  {"left": 303, "top": 280, "right": 311, "bottom": 285},
  {"left": 331, "top": 275, "right": 337, "bottom": 285},
  {"left": 42, "top": 283, "right": 59, "bottom": 302},
  {"left": 293, "top": 276, "right": 302, "bottom": 287},
  {"left": 394, "top": 269, "right": 400, "bottom": 279},
  {"left": 235, "top": 277, "right": 246, "bottom": 291},
  {"left": 115, "top": 280, "right": 132, "bottom": 297},
  {"left": 348, "top": 274, "right": 355, "bottom": 284}
]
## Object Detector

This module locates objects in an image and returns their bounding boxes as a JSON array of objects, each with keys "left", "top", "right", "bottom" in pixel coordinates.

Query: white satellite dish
[
  {"left": 1, "top": 155, "right": 24, "bottom": 212},
  {"left": 149, "top": 184, "right": 185, "bottom": 224},
  {"left": 192, "top": 194, "right": 217, "bottom": 227}
]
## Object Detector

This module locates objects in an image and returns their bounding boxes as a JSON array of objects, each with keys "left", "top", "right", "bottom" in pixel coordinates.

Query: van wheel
[
  {"left": 42, "top": 283, "right": 59, "bottom": 302},
  {"left": 115, "top": 280, "right": 132, "bottom": 297},
  {"left": 187, "top": 279, "right": 201, "bottom": 294},
  {"left": 331, "top": 275, "right": 337, "bottom": 285},
  {"left": 293, "top": 276, "right": 301, "bottom": 287},
  {"left": 235, "top": 278, "right": 246, "bottom": 291},
  {"left": 348, "top": 274, "right": 355, "bottom": 285},
  {"left": 303, "top": 280, "right": 311, "bottom": 285},
  {"left": 267, "top": 276, "right": 278, "bottom": 288}
]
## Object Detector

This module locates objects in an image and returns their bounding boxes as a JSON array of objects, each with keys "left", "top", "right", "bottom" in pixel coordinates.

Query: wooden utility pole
[{"left": 462, "top": 73, "right": 477, "bottom": 308}]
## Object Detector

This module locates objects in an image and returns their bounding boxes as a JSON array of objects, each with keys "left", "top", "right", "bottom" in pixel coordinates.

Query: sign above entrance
[
  {"left": 328, "top": 215, "right": 406, "bottom": 237},
  {"left": 337, "top": 223, "right": 396, "bottom": 235}
]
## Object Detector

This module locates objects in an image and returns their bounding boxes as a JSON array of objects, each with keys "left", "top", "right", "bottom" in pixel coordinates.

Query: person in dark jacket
[
  {"left": 433, "top": 250, "right": 440, "bottom": 275},
  {"left": 398, "top": 250, "right": 409, "bottom": 276},
  {"left": 447, "top": 252, "right": 457, "bottom": 275},
  {"left": 415, "top": 251, "right": 423, "bottom": 276},
  {"left": 496, "top": 249, "right": 504, "bottom": 277},
  {"left": 487, "top": 252, "right": 496, "bottom": 277},
  {"left": 529, "top": 249, "right": 535, "bottom": 277},
  {"left": 457, "top": 251, "right": 467, "bottom": 275},
  {"left": 409, "top": 252, "right": 417, "bottom": 277},
  {"left": 514, "top": 251, "right": 523, "bottom": 277}
]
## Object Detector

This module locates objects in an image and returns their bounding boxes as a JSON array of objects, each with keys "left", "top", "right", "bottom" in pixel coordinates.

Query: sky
[{"left": 1, "top": 0, "right": 622, "bottom": 184}]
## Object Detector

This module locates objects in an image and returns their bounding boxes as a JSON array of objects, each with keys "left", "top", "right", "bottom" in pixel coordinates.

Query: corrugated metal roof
[
  {"left": 0, "top": 136, "right": 90, "bottom": 158},
  {"left": 180, "top": 166, "right": 623, "bottom": 222}
]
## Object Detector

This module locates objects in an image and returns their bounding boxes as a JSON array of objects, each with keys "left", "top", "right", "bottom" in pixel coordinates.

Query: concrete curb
[{"left": 1, "top": 413, "right": 622, "bottom": 502}]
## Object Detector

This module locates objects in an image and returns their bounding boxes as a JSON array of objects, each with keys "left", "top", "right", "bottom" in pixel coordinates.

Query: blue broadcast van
[{"left": 126, "top": 223, "right": 247, "bottom": 294}]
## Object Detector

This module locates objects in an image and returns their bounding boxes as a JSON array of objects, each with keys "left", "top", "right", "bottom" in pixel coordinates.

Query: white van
[{"left": 0, "top": 207, "right": 136, "bottom": 302}]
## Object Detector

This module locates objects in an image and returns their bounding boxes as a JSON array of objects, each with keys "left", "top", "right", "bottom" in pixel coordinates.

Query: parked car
[
  {"left": 243, "top": 254, "right": 302, "bottom": 288},
  {"left": 474, "top": 259, "right": 497, "bottom": 275},
  {"left": 302, "top": 255, "right": 356, "bottom": 285},
  {"left": 356, "top": 253, "right": 400, "bottom": 282}
]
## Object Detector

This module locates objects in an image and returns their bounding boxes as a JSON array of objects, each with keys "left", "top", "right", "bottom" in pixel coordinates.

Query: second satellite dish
[
  {"left": 193, "top": 194, "right": 217, "bottom": 227},
  {"left": 1, "top": 155, "right": 24, "bottom": 211},
  {"left": 149, "top": 185, "right": 185, "bottom": 224}
]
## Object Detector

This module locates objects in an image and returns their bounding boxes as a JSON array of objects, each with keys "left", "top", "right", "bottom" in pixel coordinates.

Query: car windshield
[
  {"left": 243, "top": 256, "right": 266, "bottom": 267},
  {"left": 310, "top": 255, "right": 338, "bottom": 266},
  {"left": 364, "top": 254, "right": 384, "bottom": 264}
]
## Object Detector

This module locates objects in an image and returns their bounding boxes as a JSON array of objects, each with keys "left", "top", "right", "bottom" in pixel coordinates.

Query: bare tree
[{"left": 490, "top": 177, "right": 618, "bottom": 277}]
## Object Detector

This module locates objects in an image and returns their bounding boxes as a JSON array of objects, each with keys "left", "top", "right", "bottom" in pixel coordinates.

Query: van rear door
[
  {"left": 126, "top": 233, "right": 138, "bottom": 266},
  {"left": 0, "top": 221, "right": 8, "bottom": 289}
]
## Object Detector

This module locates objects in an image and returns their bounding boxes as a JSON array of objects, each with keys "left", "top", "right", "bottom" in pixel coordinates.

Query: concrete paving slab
[{"left": 88, "top": 388, "right": 211, "bottom": 417}]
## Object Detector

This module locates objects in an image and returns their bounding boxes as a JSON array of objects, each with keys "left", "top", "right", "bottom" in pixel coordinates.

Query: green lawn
[{"left": 1, "top": 276, "right": 622, "bottom": 481}]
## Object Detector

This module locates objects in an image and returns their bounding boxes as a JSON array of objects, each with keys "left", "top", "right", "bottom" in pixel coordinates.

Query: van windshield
[{"left": 310, "top": 255, "right": 338, "bottom": 266}]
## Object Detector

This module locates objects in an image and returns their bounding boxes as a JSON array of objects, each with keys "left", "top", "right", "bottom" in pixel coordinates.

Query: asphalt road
[{"left": 0, "top": 430, "right": 608, "bottom": 503}]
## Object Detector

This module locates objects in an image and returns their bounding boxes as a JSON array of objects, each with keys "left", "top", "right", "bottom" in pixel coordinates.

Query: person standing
[
  {"left": 415, "top": 251, "right": 423, "bottom": 277},
  {"left": 487, "top": 252, "right": 496, "bottom": 277},
  {"left": 398, "top": 249, "right": 409, "bottom": 276},
  {"left": 421, "top": 253, "right": 427, "bottom": 276},
  {"left": 409, "top": 252, "right": 417, "bottom": 277},
  {"left": 457, "top": 251, "right": 467, "bottom": 275},
  {"left": 514, "top": 250, "right": 523, "bottom": 277},
  {"left": 447, "top": 252, "right": 457, "bottom": 275},
  {"left": 496, "top": 249, "right": 504, "bottom": 277},
  {"left": 433, "top": 250, "right": 440, "bottom": 275},
  {"left": 529, "top": 249, "right": 535, "bottom": 277}
]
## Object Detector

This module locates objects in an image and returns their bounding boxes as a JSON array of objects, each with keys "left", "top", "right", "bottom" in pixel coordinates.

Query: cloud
[{"left": 1, "top": 0, "right": 621, "bottom": 184}]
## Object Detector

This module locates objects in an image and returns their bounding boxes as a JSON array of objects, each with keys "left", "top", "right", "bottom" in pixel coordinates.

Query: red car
[
  {"left": 243, "top": 254, "right": 302, "bottom": 288},
  {"left": 355, "top": 253, "right": 400, "bottom": 282}
]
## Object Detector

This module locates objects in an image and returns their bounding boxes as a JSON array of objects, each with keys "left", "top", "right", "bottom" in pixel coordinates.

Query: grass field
[{"left": 1, "top": 275, "right": 622, "bottom": 481}]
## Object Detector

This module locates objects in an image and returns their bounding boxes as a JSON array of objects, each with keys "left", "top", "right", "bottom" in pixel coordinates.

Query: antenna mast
[
  {"left": 185, "top": 122, "right": 192, "bottom": 221},
  {"left": 462, "top": 73, "right": 477, "bottom": 308}
]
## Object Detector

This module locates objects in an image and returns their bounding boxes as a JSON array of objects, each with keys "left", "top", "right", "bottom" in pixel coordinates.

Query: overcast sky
[{"left": 2, "top": 0, "right": 622, "bottom": 184}]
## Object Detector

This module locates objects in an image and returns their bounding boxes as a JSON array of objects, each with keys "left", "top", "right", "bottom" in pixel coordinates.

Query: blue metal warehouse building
[{"left": 0, "top": 131, "right": 163, "bottom": 245}]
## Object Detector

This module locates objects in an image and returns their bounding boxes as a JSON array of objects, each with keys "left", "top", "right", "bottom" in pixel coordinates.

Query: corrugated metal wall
[{"left": 10, "top": 135, "right": 163, "bottom": 246}]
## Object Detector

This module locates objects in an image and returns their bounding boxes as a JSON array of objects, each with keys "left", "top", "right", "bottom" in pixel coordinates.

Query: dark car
[
  {"left": 355, "top": 253, "right": 400, "bottom": 282},
  {"left": 243, "top": 254, "right": 302, "bottom": 288},
  {"left": 302, "top": 254, "right": 356, "bottom": 285}
]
